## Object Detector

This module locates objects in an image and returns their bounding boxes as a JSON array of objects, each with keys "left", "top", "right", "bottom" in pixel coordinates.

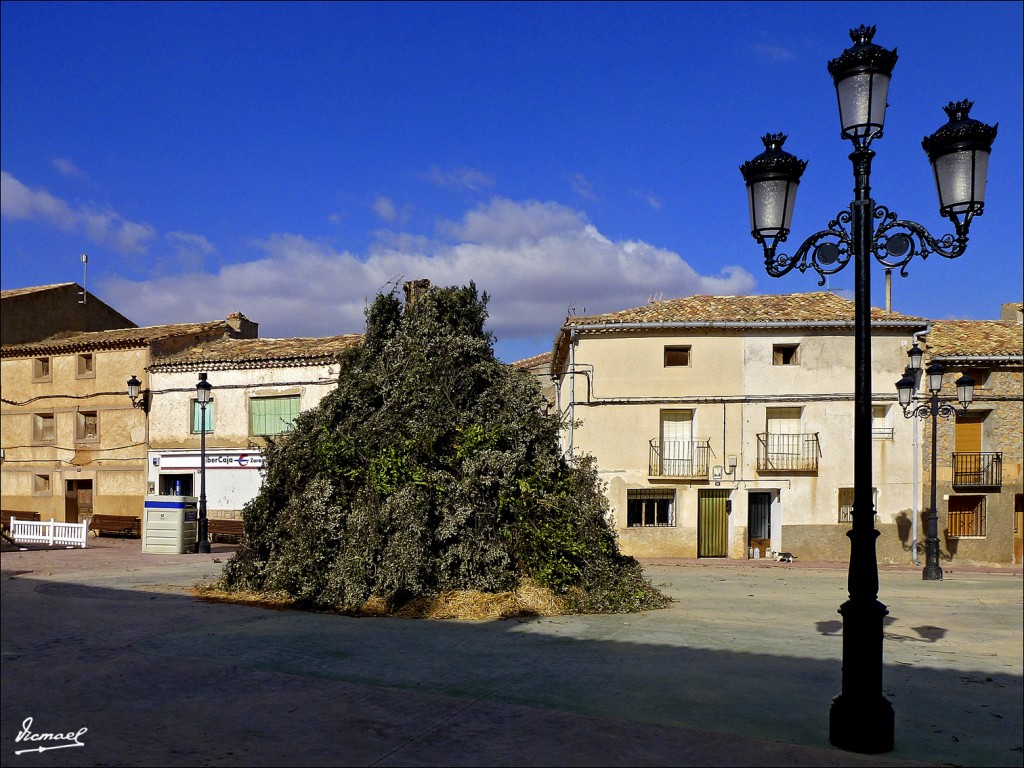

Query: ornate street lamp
[
  {"left": 196, "top": 372, "right": 213, "bottom": 554},
  {"left": 897, "top": 364, "right": 974, "bottom": 580},
  {"left": 740, "top": 25, "right": 996, "bottom": 754},
  {"left": 126, "top": 375, "right": 148, "bottom": 412}
]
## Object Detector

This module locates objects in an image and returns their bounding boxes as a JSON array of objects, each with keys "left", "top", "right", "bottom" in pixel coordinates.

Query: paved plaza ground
[{"left": 1, "top": 536, "right": 1021, "bottom": 767}]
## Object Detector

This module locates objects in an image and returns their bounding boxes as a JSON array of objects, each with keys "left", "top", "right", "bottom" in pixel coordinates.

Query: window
[
  {"left": 33, "top": 474, "right": 51, "bottom": 495},
  {"left": 872, "top": 405, "right": 893, "bottom": 439},
  {"left": 250, "top": 395, "right": 300, "bottom": 436},
  {"left": 32, "top": 357, "right": 51, "bottom": 382},
  {"left": 773, "top": 344, "right": 800, "bottom": 365},
  {"left": 190, "top": 399, "right": 215, "bottom": 434},
  {"left": 627, "top": 489, "right": 675, "bottom": 527},
  {"left": 76, "top": 353, "right": 95, "bottom": 378},
  {"left": 32, "top": 413, "right": 55, "bottom": 444},
  {"left": 664, "top": 346, "right": 691, "bottom": 367},
  {"left": 963, "top": 368, "right": 989, "bottom": 389},
  {"left": 838, "top": 487, "right": 879, "bottom": 523},
  {"left": 947, "top": 496, "right": 986, "bottom": 538},
  {"left": 75, "top": 411, "right": 99, "bottom": 442}
]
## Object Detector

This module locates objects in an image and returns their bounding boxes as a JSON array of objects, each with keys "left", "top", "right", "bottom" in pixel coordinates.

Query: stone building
[{"left": 920, "top": 304, "right": 1024, "bottom": 566}]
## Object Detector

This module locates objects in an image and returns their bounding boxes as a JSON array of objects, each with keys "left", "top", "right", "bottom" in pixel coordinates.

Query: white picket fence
[{"left": 8, "top": 517, "right": 88, "bottom": 548}]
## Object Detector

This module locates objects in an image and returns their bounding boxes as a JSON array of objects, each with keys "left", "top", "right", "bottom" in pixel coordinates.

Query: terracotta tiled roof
[
  {"left": 926, "top": 320, "right": 1023, "bottom": 360},
  {"left": 0, "top": 283, "right": 77, "bottom": 299},
  {"left": 564, "top": 292, "right": 925, "bottom": 327},
  {"left": 1, "top": 320, "right": 232, "bottom": 357},
  {"left": 552, "top": 292, "right": 927, "bottom": 374},
  {"left": 149, "top": 334, "right": 363, "bottom": 370},
  {"left": 513, "top": 352, "right": 553, "bottom": 371}
]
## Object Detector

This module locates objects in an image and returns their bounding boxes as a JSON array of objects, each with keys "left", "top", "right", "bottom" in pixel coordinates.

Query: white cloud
[
  {"left": 423, "top": 165, "right": 495, "bottom": 191},
  {"left": 753, "top": 43, "right": 794, "bottom": 62},
  {"left": 1, "top": 170, "right": 156, "bottom": 254},
  {"left": 571, "top": 173, "right": 598, "bottom": 202},
  {"left": 372, "top": 196, "right": 398, "bottom": 222},
  {"left": 52, "top": 158, "right": 88, "bottom": 179},
  {"left": 99, "top": 198, "right": 755, "bottom": 356},
  {"left": 165, "top": 230, "right": 216, "bottom": 271}
]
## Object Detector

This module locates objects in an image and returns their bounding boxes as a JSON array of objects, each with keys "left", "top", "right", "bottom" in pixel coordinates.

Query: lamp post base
[
  {"left": 829, "top": 693, "right": 894, "bottom": 753},
  {"left": 922, "top": 564, "right": 943, "bottom": 581}
]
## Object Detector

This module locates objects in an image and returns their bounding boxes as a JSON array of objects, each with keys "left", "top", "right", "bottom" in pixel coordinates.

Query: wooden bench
[
  {"left": 89, "top": 514, "right": 141, "bottom": 538},
  {"left": 208, "top": 518, "right": 244, "bottom": 543},
  {"left": 2, "top": 510, "right": 41, "bottom": 532}
]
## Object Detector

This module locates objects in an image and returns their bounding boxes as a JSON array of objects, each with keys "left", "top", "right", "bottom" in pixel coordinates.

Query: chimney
[
  {"left": 226, "top": 312, "right": 259, "bottom": 339},
  {"left": 403, "top": 279, "right": 431, "bottom": 306}
]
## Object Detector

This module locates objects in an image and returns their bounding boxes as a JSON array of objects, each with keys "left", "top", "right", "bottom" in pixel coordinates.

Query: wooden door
[
  {"left": 64, "top": 480, "right": 93, "bottom": 523},
  {"left": 698, "top": 490, "right": 730, "bottom": 558}
]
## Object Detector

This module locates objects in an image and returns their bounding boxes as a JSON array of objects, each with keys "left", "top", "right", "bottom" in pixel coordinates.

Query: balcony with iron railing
[
  {"left": 952, "top": 452, "right": 1003, "bottom": 488},
  {"left": 756, "top": 432, "right": 821, "bottom": 473},
  {"left": 649, "top": 439, "right": 712, "bottom": 479}
]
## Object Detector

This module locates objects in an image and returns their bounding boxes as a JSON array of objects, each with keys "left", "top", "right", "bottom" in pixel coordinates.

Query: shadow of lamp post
[
  {"left": 739, "top": 25, "right": 996, "bottom": 754},
  {"left": 897, "top": 352, "right": 974, "bottom": 580}
]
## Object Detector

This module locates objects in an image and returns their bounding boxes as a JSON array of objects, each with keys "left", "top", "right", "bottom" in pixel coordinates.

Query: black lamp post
[
  {"left": 896, "top": 352, "right": 974, "bottom": 580},
  {"left": 196, "top": 372, "right": 212, "bottom": 554},
  {"left": 126, "top": 375, "right": 148, "bottom": 412},
  {"left": 740, "top": 25, "right": 996, "bottom": 754}
]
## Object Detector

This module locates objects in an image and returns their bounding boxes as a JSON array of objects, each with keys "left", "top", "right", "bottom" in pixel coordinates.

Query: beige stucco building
[
  {"left": 144, "top": 334, "right": 361, "bottom": 520},
  {"left": 0, "top": 314, "right": 258, "bottom": 522},
  {"left": 551, "top": 292, "right": 931, "bottom": 564}
]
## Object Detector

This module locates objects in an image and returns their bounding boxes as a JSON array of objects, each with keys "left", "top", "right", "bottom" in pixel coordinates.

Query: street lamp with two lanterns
[{"left": 896, "top": 345, "right": 974, "bottom": 581}]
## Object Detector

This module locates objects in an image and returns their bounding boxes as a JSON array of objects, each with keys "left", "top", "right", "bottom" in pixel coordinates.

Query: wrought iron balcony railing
[
  {"left": 756, "top": 432, "right": 821, "bottom": 473},
  {"left": 952, "top": 452, "right": 1002, "bottom": 488},
  {"left": 649, "top": 439, "right": 712, "bottom": 478}
]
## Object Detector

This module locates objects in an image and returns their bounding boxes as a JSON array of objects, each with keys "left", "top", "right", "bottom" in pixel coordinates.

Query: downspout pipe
[
  {"left": 568, "top": 329, "right": 577, "bottom": 459},
  {"left": 910, "top": 323, "right": 931, "bottom": 566}
]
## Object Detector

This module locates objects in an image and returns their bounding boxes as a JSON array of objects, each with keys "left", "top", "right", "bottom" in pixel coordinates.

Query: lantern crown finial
[
  {"left": 922, "top": 99, "right": 998, "bottom": 160},
  {"left": 827, "top": 24, "right": 898, "bottom": 81},
  {"left": 943, "top": 99, "right": 974, "bottom": 120},
  {"left": 740, "top": 133, "right": 808, "bottom": 183},
  {"left": 849, "top": 24, "right": 877, "bottom": 45}
]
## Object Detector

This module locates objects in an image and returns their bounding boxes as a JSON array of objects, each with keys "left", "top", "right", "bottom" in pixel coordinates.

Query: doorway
[
  {"left": 748, "top": 491, "right": 772, "bottom": 558},
  {"left": 698, "top": 489, "right": 730, "bottom": 557},
  {"left": 64, "top": 479, "right": 93, "bottom": 523}
]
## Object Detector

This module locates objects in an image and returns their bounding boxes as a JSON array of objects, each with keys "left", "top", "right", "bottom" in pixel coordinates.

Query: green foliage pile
[{"left": 222, "top": 283, "right": 670, "bottom": 614}]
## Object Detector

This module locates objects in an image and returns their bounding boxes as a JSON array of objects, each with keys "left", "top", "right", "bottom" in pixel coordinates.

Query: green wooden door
[{"left": 698, "top": 490, "right": 730, "bottom": 557}]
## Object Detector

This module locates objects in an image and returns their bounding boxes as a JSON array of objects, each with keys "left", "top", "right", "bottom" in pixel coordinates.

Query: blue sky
[{"left": 2, "top": 1, "right": 1021, "bottom": 362}]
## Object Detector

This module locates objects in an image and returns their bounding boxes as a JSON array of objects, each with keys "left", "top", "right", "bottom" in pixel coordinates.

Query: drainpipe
[
  {"left": 568, "top": 329, "right": 576, "bottom": 459},
  {"left": 910, "top": 324, "right": 931, "bottom": 566}
]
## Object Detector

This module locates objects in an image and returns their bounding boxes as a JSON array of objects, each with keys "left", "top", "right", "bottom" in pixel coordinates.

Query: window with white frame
[
  {"left": 627, "top": 489, "right": 675, "bottom": 527},
  {"left": 250, "top": 395, "right": 300, "bottom": 436}
]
